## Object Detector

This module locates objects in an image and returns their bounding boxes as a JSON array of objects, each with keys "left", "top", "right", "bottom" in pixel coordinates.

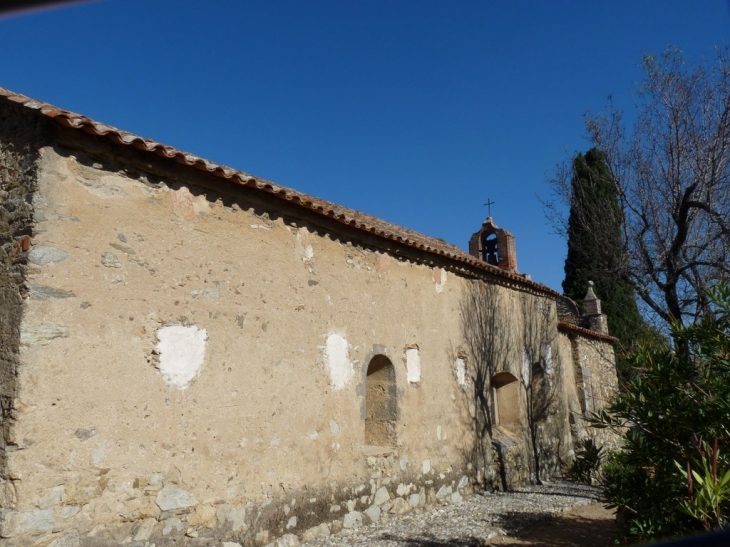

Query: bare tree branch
[{"left": 546, "top": 47, "right": 730, "bottom": 327}]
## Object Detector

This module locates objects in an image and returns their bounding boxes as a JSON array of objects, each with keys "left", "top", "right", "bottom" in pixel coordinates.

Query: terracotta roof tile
[
  {"left": 557, "top": 322, "right": 618, "bottom": 343},
  {"left": 1, "top": 86, "right": 559, "bottom": 297}
]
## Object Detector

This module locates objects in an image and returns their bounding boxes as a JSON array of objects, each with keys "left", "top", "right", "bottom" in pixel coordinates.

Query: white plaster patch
[
  {"left": 454, "top": 358, "right": 467, "bottom": 388},
  {"left": 297, "top": 227, "right": 314, "bottom": 262},
  {"left": 156, "top": 325, "right": 208, "bottom": 389},
  {"left": 324, "top": 333, "right": 353, "bottom": 390},
  {"left": 433, "top": 267, "right": 447, "bottom": 293},
  {"left": 406, "top": 347, "right": 421, "bottom": 383},
  {"left": 543, "top": 344, "right": 553, "bottom": 375}
]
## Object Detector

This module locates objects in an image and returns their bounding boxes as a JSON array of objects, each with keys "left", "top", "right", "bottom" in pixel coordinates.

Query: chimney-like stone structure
[
  {"left": 583, "top": 281, "right": 609, "bottom": 334},
  {"left": 468, "top": 217, "right": 518, "bottom": 272}
]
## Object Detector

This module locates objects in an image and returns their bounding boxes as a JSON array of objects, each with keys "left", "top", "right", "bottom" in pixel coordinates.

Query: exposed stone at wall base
[{"left": 0, "top": 452, "right": 474, "bottom": 547}]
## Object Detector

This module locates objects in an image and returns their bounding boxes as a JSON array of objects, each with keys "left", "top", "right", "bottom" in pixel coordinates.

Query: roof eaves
[
  {"left": 1, "top": 86, "right": 559, "bottom": 298},
  {"left": 557, "top": 321, "right": 618, "bottom": 343}
]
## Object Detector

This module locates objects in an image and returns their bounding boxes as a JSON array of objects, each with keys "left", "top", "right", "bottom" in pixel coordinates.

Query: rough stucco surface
[
  {"left": 558, "top": 332, "right": 620, "bottom": 453},
  {"left": 0, "top": 104, "right": 40, "bottom": 516},
  {"left": 9, "top": 146, "right": 483, "bottom": 546},
  {"left": 0, "top": 121, "right": 619, "bottom": 547}
]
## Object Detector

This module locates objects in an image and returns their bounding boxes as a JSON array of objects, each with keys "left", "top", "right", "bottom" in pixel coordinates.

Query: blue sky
[{"left": 2, "top": 1, "right": 729, "bottom": 292}]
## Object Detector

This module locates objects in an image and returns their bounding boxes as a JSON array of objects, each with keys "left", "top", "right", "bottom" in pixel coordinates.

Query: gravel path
[{"left": 301, "top": 481, "right": 603, "bottom": 547}]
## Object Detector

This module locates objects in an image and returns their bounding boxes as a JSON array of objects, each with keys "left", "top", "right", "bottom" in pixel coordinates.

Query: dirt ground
[{"left": 490, "top": 502, "right": 620, "bottom": 547}]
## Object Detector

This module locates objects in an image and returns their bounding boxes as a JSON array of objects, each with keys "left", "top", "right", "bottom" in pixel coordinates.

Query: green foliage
[
  {"left": 567, "top": 438, "right": 603, "bottom": 484},
  {"left": 675, "top": 439, "right": 730, "bottom": 530},
  {"left": 592, "top": 283, "right": 730, "bottom": 541},
  {"left": 562, "top": 148, "right": 646, "bottom": 361}
]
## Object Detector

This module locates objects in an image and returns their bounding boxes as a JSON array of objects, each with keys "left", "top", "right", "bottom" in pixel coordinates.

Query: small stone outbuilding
[{"left": 0, "top": 88, "right": 618, "bottom": 547}]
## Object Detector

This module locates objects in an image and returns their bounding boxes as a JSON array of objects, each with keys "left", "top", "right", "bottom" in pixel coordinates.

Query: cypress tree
[{"left": 562, "top": 148, "right": 644, "bottom": 351}]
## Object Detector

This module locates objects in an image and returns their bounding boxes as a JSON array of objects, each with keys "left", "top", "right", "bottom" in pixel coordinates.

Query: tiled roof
[
  {"left": 0, "top": 86, "right": 559, "bottom": 297},
  {"left": 557, "top": 322, "right": 618, "bottom": 343}
]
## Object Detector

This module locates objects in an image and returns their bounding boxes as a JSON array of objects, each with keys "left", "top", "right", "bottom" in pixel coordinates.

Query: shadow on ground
[
  {"left": 493, "top": 512, "right": 620, "bottom": 546},
  {"left": 378, "top": 509, "right": 618, "bottom": 547},
  {"left": 376, "top": 534, "right": 486, "bottom": 547}
]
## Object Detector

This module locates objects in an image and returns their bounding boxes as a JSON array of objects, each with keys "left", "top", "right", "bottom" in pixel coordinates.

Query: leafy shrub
[
  {"left": 591, "top": 283, "right": 730, "bottom": 541},
  {"left": 568, "top": 438, "right": 603, "bottom": 484},
  {"left": 675, "top": 438, "right": 730, "bottom": 530}
]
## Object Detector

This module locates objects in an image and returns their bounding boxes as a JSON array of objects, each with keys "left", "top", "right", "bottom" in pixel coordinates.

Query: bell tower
[{"left": 468, "top": 217, "right": 518, "bottom": 272}]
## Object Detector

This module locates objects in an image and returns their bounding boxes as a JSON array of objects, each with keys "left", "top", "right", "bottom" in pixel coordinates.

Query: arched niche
[
  {"left": 365, "top": 355, "right": 397, "bottom": 447},
  {"left": 491, "top": 371, "right": 520, "bottom": 428}
]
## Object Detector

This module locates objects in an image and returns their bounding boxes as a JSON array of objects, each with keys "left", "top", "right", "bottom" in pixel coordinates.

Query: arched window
[
  {"left": 365, "top": 355, "right": 397, "bottom": 447},
  {"left": 491, "top": 372, "right": 519, "bottom": 428}
]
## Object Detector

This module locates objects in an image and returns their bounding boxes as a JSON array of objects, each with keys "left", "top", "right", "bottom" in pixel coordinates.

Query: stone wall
[
  {"left": 0, "top": 101, "right": 619, "bottom": 547},
  {"left": 1, "top": 143, "right": 491, "bottom": 546},
  {"left": 0, "top": 103, "right": 42, "bottom": 518},
  {"left": 558, "top": 328, "right": 621, "bottom": 454},
  {"left": 457, "top": 284, "right": 573, "bottom": 489}
]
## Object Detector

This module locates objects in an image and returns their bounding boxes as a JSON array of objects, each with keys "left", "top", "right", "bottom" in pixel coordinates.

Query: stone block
[
  {"left": 28, "top": 246, "right": 69, "bottom": 265},
  {"left": 364, "top": 504, "right": 380, "bottom": 523},
  {"left": 101, "top": 252, "right": 122, "bottom": 268},
  {"left": 408, "top": 493, "right": 421, "bottom": 508},
  {"left": 131, "top": 518, "right": 157, "bottom": 541},
  {"left": 276, "top": 534, "right": 300, "bottom": 547},
  {"left": 390, "top": 497, "right": 409, "bottom": 514},
  {"left": 48, "top": 532, "right": 80, "bottom": 547},
  {"left": 59, "top": 505, "right": 80, "bottom": 519},
  {"left": 302, "top": 522, "right": 330, "bottom": 541},
  {"left": 162, "top": 517, "right": 183, "bottom": 536},
  {"left": 216, "top": 503, "right": 247, "bottom": 532},
  {"left": 188, "top": 504, "right": 216, "bottom": 527},
  {"left": 342, "top": 511, "right": 362, "bottom": 529},
  {"left": 436, "top": 485, "right": 452, "bottom": 500},
  {"left": 373, "top": 486, "right": 389, "bottom": 506},
  {"left": 20, "top": 322, "right": 69, "bottom": 346},
  {"left": 0, "top": 508, "right": 54, "bottom": 537},
  {"left": 155, "top": 486, "right": 197, "bottom": 511},
  {"left": 39, "top": 485, "right": 64, "bottom": 509},
  {"left": 29, "top": 285, "right": 76, "bottom": 300}
]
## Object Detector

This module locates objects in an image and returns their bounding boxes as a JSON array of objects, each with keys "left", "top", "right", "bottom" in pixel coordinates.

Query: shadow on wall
[
  {"left": 459, "top": 281, "right": 566, "bottom": 491},
  {"left": 459, "top": 281, "right": 510, "bottom": 490},
  {"left": 520, "top": 292, "right": 565, "bottom": 485}
]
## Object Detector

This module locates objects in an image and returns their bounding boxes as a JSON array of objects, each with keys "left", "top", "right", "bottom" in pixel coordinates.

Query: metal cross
[{"left": 484, "top": 198, "right": 495, "bottom": 217}]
